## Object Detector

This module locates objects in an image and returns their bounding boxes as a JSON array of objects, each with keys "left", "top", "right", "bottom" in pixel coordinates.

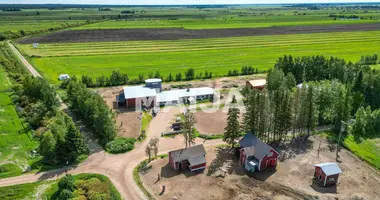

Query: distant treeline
[
  {"left": 0, "top": 20, "right": 100, "bottom": 41},
  {"left": 98, "top": 7, "right": 112, "bottom": 11},
  {"left": 328, "top": 14, "right": 360, "bottom": 19},
  {"left": 2, "top": 8, "right": 21, "bottom": 11}
]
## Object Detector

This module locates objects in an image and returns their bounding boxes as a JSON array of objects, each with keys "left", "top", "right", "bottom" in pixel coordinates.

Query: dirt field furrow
[{"left": 19, "top": 23, "right": 380, "bottom": 44}]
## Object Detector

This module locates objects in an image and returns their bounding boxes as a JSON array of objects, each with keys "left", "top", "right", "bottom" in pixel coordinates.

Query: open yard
[
  {"left": 139, "top": 136, "right": 380, "bottom": 200},
  {"left": 18, "top": 30, "right": 380, "bottom": 84}
]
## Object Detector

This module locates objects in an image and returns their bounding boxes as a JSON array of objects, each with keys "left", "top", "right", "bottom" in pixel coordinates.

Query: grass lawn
[
  {"left": 0, "top": 181, "right": 42, "bottom": 200},
  {"left": 0, "top": 66, "right": 40, "bottom": 179},
  {"left": 343, "top": 135, "right": 380, "bottom": 170},
  {"left": 19, "top": 30, "right": 380, "bottom": 84}
]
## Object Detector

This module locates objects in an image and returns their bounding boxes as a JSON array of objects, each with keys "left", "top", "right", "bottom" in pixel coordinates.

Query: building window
[
  {"left": 318, "top": 175, "right": 322, "bottom": 181},
  {"left": 267, "top": 151, "right": 273, "bottom": 157}
]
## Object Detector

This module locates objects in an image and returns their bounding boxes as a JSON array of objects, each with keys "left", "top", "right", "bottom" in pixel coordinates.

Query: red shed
[
  {"left": 314, "top": 162, "right": 342, "bottom": 186},
  {"left": 239, "top": 133, "right": 279, "bottom": 172},
  {"left": 168, "top": 144, "right": 206, "bottom": 172}
]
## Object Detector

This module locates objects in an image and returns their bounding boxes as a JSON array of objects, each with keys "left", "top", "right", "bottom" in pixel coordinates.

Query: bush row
[{"left": 0, "top": 20, "right": 101, "bottom": 41}]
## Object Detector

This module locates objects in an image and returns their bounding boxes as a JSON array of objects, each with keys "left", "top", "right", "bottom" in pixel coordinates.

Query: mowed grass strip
[
  {"left": 20, "top": 31, "right": 380, "bottom": 57},
  {"left": 21, "top": 31, "right": 380, "bottom": 84}
]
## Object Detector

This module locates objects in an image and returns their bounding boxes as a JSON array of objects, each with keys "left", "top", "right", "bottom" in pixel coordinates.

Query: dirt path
[
  {"left": 0, "top": 106, "right": 224, "bottom": 200},
  {"left": 7, "top": 41, "right": 68, "bottom": 111}
]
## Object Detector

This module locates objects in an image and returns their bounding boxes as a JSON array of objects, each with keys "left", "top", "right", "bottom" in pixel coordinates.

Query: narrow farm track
[{"left": 7, "top": 41, "right": 68, "bottom": 110}]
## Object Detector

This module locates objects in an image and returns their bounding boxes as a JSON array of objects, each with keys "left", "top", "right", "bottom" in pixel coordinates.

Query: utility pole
[{"left": 336, "top": 121, "right": 346, "bottom": 162}]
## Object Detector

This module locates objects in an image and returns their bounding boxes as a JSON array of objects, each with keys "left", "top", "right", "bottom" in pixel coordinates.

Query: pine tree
[
  {"left": 223, "top": 104, "right": 240, "bottom": 148},
  {"left": 183, "top": 110, "right": 197, "bottom": 148}
]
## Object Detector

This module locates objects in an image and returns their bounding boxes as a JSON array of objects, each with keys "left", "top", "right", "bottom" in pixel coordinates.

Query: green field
[
  {"left": 0, "top": 20, "right": 86, "bottom": 32},
  {"left": 19, "top": 30, "right": 380, "bottom": 83},
  {"left": 0, "top": 66, "right": 39, "bottom": 178},
  {"left": 74, "top": 17, "right": 378, "bottom": 30},
  {"left": 343, "top": 135, "right": 380, "bottom": 170}
]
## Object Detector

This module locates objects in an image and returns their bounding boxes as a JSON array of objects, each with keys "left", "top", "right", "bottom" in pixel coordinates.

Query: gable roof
[
  {"left": 239, "top": 133, "right": 276, "bottom": 160},
  {"left": 169, "top": 144, "right": 206, "bottom": 163},
  {"left": 248, "top": 79, "right": 267, "bottom": 88},
  {"left": 123, "top": 86, "right": 157, "bottom": 99},
  {"left": 314, "top": 162, "right": 342, "bottom": 176}
]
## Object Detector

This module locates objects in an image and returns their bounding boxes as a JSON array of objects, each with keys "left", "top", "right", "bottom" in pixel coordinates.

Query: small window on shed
[
  {"left": 267, "top": 151, "right": 273, "bottom": 157},
  {"left": 318, "top": 175, "right": 322, "bottom": 181}
]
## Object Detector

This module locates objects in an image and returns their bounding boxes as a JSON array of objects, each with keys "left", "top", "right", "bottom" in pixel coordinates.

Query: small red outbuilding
[
  {"left": 314, "top": 162, "right": 342, "bottom": 186},
  {"left": 168, "top": 144, "right": 206, "bottom": 172},
  {"left": 239, "top": 133, "right": 279, "bottom": 172}
]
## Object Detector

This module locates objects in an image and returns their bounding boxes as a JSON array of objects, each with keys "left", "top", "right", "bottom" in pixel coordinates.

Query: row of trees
[
  {"left": 1, "top": 44, "right": 88, "bottom": 165},
  {"left": 66, "top": 80, "right": 117, "bottom": 144},
  {"left": 276, "top": 55, "right": 380, "bottom": 111},
  {"left": 72, "top": 68, "right": 214, "bottom": 88},
  {"left": 223, "top": 71, "right": 352, "bottom": 145},
  {"left": 68, "top": 65, "right": 263, "bottom": 89},
  {"left": 275, "top": 55, "right": 359, "bottom": 84},
  {"left": 0, "top": 20, "right": 100, "bottom": 41},
  {"left": 351, "top": 106, "right": 380, "bottom": 141},
  {"left": 358, "top": 54, "right": 379, "bottom": 65},
  {"left": 227, "top": 66, "right": 260, "bottom": 77}
]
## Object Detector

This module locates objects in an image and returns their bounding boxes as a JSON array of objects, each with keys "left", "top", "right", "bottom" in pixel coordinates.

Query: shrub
[
  {"left": 105, "top": 138, "right": 136, "bottom": 154},
  {"left": 0, "top": 163, "right": 23, "bottom": 179}
]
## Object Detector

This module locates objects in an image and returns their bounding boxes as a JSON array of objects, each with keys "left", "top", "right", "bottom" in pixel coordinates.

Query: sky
[{"left": 1, "top": 0, "right": 380, "bottom": 5}]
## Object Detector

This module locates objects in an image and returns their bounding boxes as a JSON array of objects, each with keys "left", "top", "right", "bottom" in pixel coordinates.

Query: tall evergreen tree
[{"left": 223, "top": 104, "right": 240, "bottom": 148}]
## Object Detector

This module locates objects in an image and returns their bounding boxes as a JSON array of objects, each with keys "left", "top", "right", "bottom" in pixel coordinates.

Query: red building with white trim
[
  {"left": 239, "top": 133, "right": 279, "bottom": 172},
  {"left": 314, "top": 162, "right": 342, "bottom": 186},
  {"left": 168, "top": 144, "right": 207, "bottom": 172}
]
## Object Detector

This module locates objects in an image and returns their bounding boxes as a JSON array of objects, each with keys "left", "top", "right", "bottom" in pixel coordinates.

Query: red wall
[
  {"left": 240, "top": 149, "right": 246, "bottom": 165},
  {"left": 190, "top": 163, "right": 206, "bottom": 171},
  {"left": 127, "top": 98, "right": 136, "bottom": 108},
  {"left": 314, "top": 167, "right": 340, "bottom": 186},
  {"left": 260, "top": 149, "right": 279, "bottom": 171},
  {"left": 169, "top": 152, "right": 176, "bottom": 170}
]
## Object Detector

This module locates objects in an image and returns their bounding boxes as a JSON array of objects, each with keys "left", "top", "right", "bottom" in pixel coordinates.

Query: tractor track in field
[{"left": 19, "top": 23, "right": 380, "bottom": 44}]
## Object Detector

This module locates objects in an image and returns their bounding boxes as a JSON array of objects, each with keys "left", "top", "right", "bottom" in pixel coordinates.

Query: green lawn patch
[
  {"left": 0, "top": 163, "right": 23, "bottom": 179},
  {"left": 0, "top": 67, "right": 40, "bottom": 179},
  {"left": 343, "top": 135, "right": 380, "bottom": 170},
  {"left": 0, "top": 181, "right": 41, "bottom": 200}
]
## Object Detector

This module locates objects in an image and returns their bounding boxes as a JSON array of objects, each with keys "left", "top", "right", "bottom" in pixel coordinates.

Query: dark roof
[
  {"left": 169, "top": 144, "right": 206, "bottom": 163},
  {"left": 239, "top": 133, "right": 275, "bottom": 160}
]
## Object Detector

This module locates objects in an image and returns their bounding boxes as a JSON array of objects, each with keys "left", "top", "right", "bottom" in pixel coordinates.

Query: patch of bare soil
[
  {"left": 140, "top": 146, "right": 318, "bottom": 200},
  {"left": 20, "top": 23, "right": 380, "bottom": 44},
  {"left": 195, "top": 110, "right": 227, "bottom": 135},
  {"left": 140, "top": 136, "right": 380, "bottom": 200}
]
